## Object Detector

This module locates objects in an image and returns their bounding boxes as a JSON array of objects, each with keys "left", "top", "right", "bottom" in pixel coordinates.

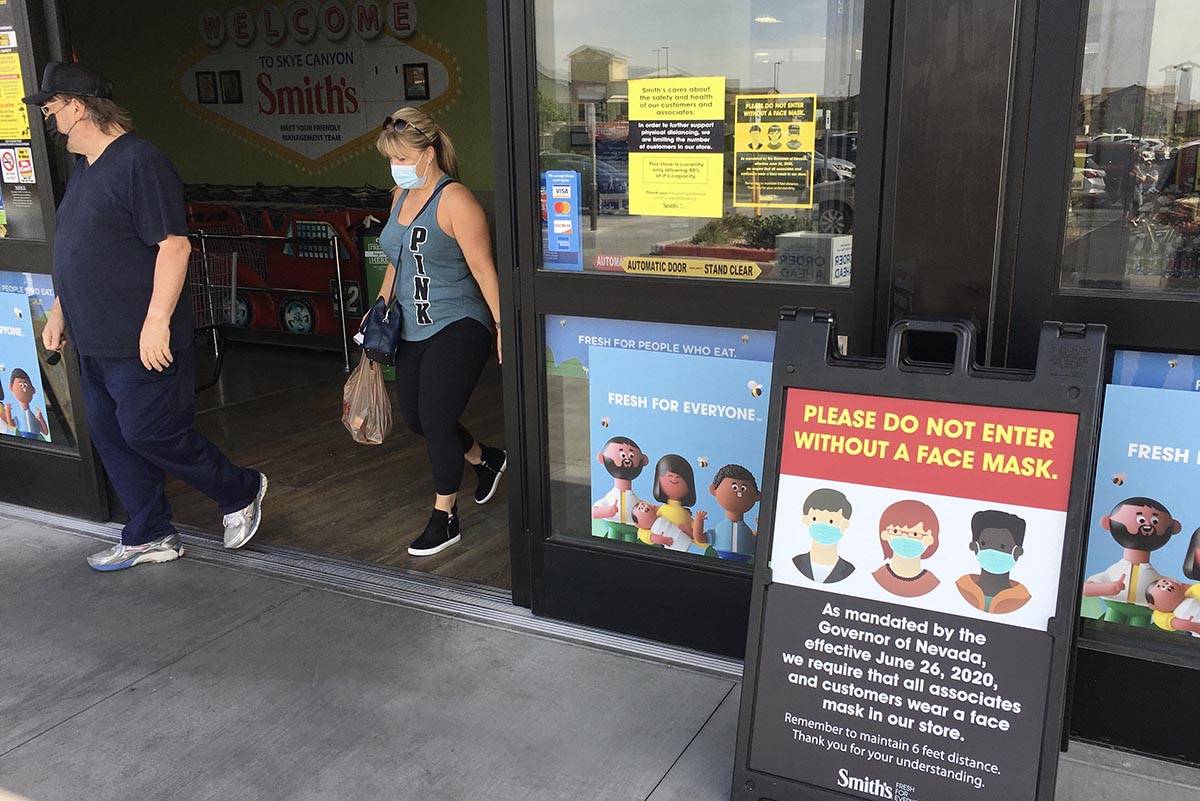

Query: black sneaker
[
  {"left": 407, "top": 508, "right": 461, "bottom": 556},
  {"left": 472, "top": 445, "right": 507, "bottom": 504}
]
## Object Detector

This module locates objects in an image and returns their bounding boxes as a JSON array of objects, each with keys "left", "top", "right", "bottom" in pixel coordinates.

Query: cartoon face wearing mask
[
  {"left": 804, "top": 507, "right": 850, "bottom": 545},
  {"left": 881, "top": 523, "right": 935, "bottom": 560},
  {"left": 969, "top": 518, "right": 1025, "bottom": 575}
]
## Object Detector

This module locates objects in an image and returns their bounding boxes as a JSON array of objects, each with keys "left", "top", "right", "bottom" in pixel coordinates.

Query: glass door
[
  {"left": 1009, "top": 0, "right": 1200, "bottom": 361},
  {"left": 1006, "top": 0, "right": 1200, "bottom": 762},
  {"left": 491, "top": 0, "right": 895, "bottom": 655}
]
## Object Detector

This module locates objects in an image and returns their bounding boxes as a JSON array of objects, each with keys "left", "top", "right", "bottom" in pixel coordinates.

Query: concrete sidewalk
[{"left": 2, "top": 517, "right": 1198, "bottom": 801}]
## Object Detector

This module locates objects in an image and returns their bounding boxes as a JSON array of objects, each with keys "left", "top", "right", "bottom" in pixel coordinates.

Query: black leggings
[{"left": 395, "top": 318, "right": 493, "bottom": 495}]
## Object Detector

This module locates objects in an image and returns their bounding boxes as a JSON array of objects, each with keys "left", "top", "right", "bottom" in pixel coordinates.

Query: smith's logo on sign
[
  {"left": 179, "top": 0, "right": 461, "bottom": 171},
  {"left": 837, "top": 769, "right": 895, "bottom": 799}
]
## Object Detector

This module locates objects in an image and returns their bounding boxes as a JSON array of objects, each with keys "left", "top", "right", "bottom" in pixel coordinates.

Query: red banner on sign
[{"left": 780, "top": 388, "right": 1078, "bottom": 511}]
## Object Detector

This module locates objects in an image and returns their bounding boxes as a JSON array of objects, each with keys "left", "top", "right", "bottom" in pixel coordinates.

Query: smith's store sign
[{"left": 178, "top": 1, "right": 458, "bottom": 172}]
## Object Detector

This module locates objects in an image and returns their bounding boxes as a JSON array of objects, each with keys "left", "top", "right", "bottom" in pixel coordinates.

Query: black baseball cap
[{"left": 22, "top": 61, "right": 113, "bottom": 105}]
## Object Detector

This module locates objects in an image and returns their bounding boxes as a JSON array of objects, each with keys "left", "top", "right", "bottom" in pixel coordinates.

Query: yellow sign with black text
[
  {"left": 0, "top": 50, "right": 30, "bottom": 142},
  {"left": 619, "top": 256, "right": 762, "bottom": 280},
  {"left": 733, "top": 93, "right": 816, "bottom": 209},
  {"left": 628, "top": 76, "right": 725, "bottom": 218}
]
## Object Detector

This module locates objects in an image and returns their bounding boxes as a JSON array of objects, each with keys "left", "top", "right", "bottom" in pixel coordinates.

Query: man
[
  {"left": 793, "top": 488, "right": 855, "bottom": 584},
  {"left": 25, "top": 62, "right": 267, "bottom": 571},
  {"left": 1083, "top": 496, "right": 1181, "bottom": 627},
  {"left": 591, "top": 435, "right": 649, "bottom": 543},
  {"left": 956, "top": 509, "right": 1031, "bottom": 614}
]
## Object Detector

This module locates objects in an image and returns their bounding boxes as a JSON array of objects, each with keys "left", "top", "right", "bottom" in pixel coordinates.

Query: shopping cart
[{"left": 187, "top": 246, "right": 237, "bottom": 391}]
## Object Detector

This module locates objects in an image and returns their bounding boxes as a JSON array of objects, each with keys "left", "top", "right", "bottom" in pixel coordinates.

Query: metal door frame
[{"left": 487, "top": 0, "right": 897, "bottom": 652}]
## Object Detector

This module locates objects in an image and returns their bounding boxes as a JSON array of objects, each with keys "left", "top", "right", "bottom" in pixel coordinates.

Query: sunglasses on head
[{"left": 381, "top": 116, "right": 434, "bottom": 143}]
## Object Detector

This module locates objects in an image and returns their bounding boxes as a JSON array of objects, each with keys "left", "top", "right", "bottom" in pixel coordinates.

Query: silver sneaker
[
  {"left": 223, "top": 473, "right": 268, "bottom": 549},
  {"left": 87, "top": 533, "right": 183, "bottom": 571}
]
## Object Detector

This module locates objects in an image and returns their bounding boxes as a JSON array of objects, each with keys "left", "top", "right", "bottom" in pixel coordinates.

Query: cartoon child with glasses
[{"left": 873, "top": 500, "right": 941, "bottom": 598}]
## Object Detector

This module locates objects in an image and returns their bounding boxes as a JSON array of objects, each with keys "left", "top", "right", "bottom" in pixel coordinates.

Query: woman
[
  {"left": 374, "top": 107, "right": 506, "bottom": 557},
  {"left": 872, "top": 500, "right": 941, "bottom": 598},
  {"left": 650, "top": 454, "right": 708, "bottom": 554}
]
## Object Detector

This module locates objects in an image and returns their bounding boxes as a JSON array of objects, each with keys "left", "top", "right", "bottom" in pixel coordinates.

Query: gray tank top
[{"left": 379, "top": 176, "right": 493, "bottom": 341}]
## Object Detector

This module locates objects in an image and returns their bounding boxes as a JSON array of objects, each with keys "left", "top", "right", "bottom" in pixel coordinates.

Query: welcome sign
[{"left": 178, "top": 1, "right": 459, "bottom": 172}]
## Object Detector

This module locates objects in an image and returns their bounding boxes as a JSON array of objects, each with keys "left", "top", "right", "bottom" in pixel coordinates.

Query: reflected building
[
  {"left": 1079, "top": 0, "right": 1156, "bottom": 98},
  {"left": 823, "top": 0, "right": 863, "bottom": 134}
]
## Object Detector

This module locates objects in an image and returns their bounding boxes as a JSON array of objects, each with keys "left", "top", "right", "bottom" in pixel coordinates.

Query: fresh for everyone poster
[
  {"left": 545, "top": 315, "right": 774, "bottom": 562},
  {"left": 0, "top": 271, "right": 53, "bottom": 442},
  {"left": 1081, "top": 350, "right": 1200, "bottom": 639}
]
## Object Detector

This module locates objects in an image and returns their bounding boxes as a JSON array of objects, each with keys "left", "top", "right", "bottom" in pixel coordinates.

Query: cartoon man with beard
[
  {"left": 591, "top": 436, "right": 650, "bottom": 543},
  {"left": 1083, "top": 496, "right": 1182, "bottom": 627}
]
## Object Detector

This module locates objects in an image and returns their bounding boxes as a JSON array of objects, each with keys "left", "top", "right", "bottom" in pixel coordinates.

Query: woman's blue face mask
[{"left": 391, "top": 162, "right": 428, "bottom": 189}]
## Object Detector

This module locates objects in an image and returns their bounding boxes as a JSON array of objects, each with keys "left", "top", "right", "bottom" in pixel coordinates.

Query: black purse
[{"left": 356, "top": 296, "right": 402, "bottom": 365}]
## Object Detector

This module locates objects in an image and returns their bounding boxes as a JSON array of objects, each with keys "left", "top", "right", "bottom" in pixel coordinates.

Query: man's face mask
[{"left": 43, "top": 100, "right": 80, "bottom": 143}]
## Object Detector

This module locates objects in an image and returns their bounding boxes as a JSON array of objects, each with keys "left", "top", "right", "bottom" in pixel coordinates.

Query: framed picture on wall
[
  {"left": 403, "top": 63, "right": 429, "bottom": 101},
  {"left": 219, "top": 70, "right": 243, "bottom": 104},
  {"left": 195, "top": 71, "right": 218, "bottom": 105}
]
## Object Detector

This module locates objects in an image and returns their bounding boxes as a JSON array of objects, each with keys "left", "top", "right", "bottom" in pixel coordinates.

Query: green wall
[{"left": 64, "top": 0, "right": 495, "bottom": 191}]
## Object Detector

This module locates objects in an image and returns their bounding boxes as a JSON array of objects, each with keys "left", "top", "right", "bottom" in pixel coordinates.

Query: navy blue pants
[{"left": 79, "top": 348, "right": 260, "bottom": 546}]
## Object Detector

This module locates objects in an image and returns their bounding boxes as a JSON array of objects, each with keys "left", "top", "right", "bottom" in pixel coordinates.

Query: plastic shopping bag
[{"left": 342, "top": 355, "right": 393, "bottom": 445}]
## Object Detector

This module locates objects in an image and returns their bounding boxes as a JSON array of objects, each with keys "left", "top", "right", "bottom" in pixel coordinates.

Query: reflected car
[
  {"left": 813, "top": 173, "right": 855, "bottom": 235},
  {"left": 1090, "top": 132, "right": 1133, "bottom": 146},
  {"left": 1071, "top": 165, "right": 1107, "bottom": 207},
  {"left": 819, "top": 153, "right": 856, "bottom": 180},
  {"left": 818, "top": 130, "right": 858, "bottom": 164},
  {"left": 1123, "top": 136, "right": 1170, "bottom": 162}
]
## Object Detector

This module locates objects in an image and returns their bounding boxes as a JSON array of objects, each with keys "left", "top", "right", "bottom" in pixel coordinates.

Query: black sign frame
[{"left": 731, "top": 309, "right": 1106, "bottom": 801}]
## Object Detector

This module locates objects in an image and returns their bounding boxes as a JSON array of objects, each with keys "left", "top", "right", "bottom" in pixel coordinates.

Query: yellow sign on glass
[
  {"left": 733, "top": 93, "right": 817, "bottom": 209},
  {"left": 0, "top": 51, "right": 30, "bottom": 142},
  {"left": 619, "top": 256, "right": 761, "bottom": 281},
  {"left": 628, "top": 76, "right": 725, "bottom": 218}
]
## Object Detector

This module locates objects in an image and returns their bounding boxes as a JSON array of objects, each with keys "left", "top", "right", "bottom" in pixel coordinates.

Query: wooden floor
[{"left": 164, "top": 341, "right": 512, "bottom": 590}]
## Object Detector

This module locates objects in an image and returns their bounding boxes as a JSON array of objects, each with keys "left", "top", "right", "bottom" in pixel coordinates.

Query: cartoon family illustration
[
  {"left": 792, "top": 488, "right": 1032, "bottom": 615},
  {"left": 1083, "top": 496, "right": 1200, "bottom": 636},
  {"left": 0, "top": 367, "right": 49, "bottom": 441},
  {"left": 591, "top": 435, "right": 761, "bottom": 561}
]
